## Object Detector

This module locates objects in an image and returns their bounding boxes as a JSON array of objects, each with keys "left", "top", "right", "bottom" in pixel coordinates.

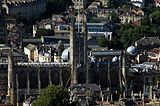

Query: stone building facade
[{"left": 3, "top": 0, "right": 46, "bottom": 20}]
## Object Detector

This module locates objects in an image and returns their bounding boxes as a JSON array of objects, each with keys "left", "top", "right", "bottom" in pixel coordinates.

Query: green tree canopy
[
  {"left": 112, "top": 6, "right": 160, "bottom": 49},
  {"left": 116, "top": 23, "right": 160, "bottom": 48},
  {"left": 107, "top": 0, "right": 122, "bottom": 8},
  {"left": 141, "top": 16, "right": 151, "bottom": 26},
  {"left": 150, "top": 10, "right": 160, "bottom": 25},
  {"left": 98, "top": 36, "right": 108, "bottom": 47},
  {"left": 32, "top": 85, "right": 74, "bottom": 106},
  {"left": 107, "top": 0, "right": 115, "bottom": 8},
  {"left": 145, "top": 5, "right": 160, "bottom": 14},
  {"left": 109, "top": 12, "right": 120, "bottom": 23}
]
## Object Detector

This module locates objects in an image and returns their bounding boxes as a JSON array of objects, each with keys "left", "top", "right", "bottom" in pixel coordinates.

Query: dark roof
[
  {"left": 23, "top": 39, "right": 42, "bottom": 43},
  {"left": 42, "top": 36, "right": 69, "bottom": 44},
  {"left": 91, "top": 50, "right": 122, "bottom": 56},
  {"left": 43, "top": 35, "right": 69, "bottom": 40},
  {"left": 88, "top": 37, "right": 98, "bottom": 46},
  {"left": 135, "top": 37, "right": 160, "bottom": 49},
  {"left": 13, "top": 49, "right": 28, "bottom": 58}
]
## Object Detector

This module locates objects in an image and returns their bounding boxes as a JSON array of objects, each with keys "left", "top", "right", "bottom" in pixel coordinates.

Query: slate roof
[
  {"left": 91, "top": 50, "right": 122, "bottom": 56},
  {"left": 42, "top": 35, "right": 69, "bottom": 44},
  {"left": 25, "top": 44, "right": 37, "bottom": 51},
  {"left": 135, "top": 37, "right": 160, "bottom": 49},
  {"left": 23, "top": 39, "right": 42, "bottom": 43},
  {"left": 43, "top": 35, "right": 69, "bottom": 40},
  {"left": 22, "top": 39, "right": 42, "bottom": 47},
  {"left": 13, "top": 49, "right": 28, "bottom": 58}
]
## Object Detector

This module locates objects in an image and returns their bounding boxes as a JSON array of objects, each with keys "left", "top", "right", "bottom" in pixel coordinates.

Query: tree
[
  {"left": 110, "top": 39, "right": 123, "bottom": 50},
  {"left": 141, "top": 16, "right": 151, "bottom": 26},
  {"left": 120, "top": 28, "right": 133, "bottom": 48},
  {"left": 116, "top": 22, "right": 160, "bottom": 48},
  {"left": 109, "top": 12, "right": 120, "bottom": 23},
  {"left": 112, "top": 6, "right": 160, "bottom": 49},
  {"left": 117, "top": 24, "right": 141, "bottom": 48},
  {"left": 32, "top": 85, "right": 75, "bottom": 106},
  {"left": 98, "top": 36, "right": 108, "bottom": 47},
  {"left": 107, "top": 0, "right": 114, "bottom": 8},
  {"left": 150, "top": 10, "right": 160, "bottom": 25},
  {"left": 145, "top": 5, "right": 160, "bottom": 14},
  {"left": 107, "top": 0, "right": 123, "bottom": 8}
]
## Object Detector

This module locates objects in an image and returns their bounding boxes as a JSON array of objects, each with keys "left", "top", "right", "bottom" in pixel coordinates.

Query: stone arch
[
  {"left": 51, "top": 70, "right": 59, "bottom": 85},
  {"left": 110, "top": 65, "right": 119, "bottom": 89},
  {"left": 40, "top": 70, "right": 49, "bottom": 88},
  {"left": 99, "top": 68, "right": 108, "bottom": 88},
  {"left": 29, "top": 70, "right": 38, "bottom": 89},
  {"left": 18, "top": 71, "right": 27, "bottom": 89},
  {"left": 90, "top": 69, "right": 98, "bottom": 84},
  {"left": 77, "top": 71, "right": 86, "bottom": 84},
  {"left": 61, "top": 69, "right": 70, "bottom": 87}
]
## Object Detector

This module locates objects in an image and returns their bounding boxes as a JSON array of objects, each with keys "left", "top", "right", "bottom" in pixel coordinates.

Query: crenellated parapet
[
  {"left": 3, "top": 0, "right": 46, "bottom": 20},
  {"left": 6, "top": 0, "right": 38, "bottom": 4},
  {"left": 15, "top": 62, "right": 71, "bottom": 68}
]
